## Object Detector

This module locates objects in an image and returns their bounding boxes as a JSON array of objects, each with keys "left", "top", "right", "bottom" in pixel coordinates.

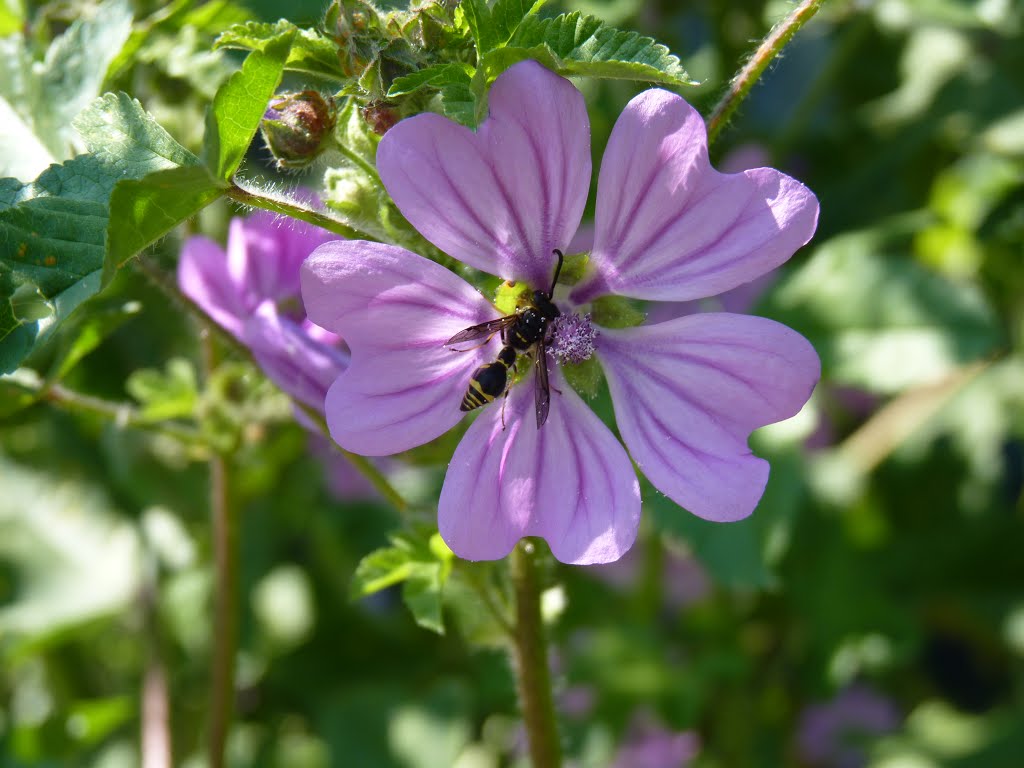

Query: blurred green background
[{"left": 1, "top": 0, "right": 1022, "bottom": 766}]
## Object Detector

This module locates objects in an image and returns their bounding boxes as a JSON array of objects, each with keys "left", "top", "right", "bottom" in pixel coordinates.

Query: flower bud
[
  {"left": 361, "top": 101, "right": 399, "bottom": 135},
  {"left": 260, "top": 91, "right": 336, "bottom": 170}
]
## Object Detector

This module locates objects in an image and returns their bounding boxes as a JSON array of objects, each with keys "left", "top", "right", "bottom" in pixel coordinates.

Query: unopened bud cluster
[{"left": 260, "top": 91, "right": 337, "bottom": 170}]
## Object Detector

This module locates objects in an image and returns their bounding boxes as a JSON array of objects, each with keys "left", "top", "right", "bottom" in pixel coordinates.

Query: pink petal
[
  {"left": 597, "top": 313, "right": 820, "bottom": 522},
  {"left": 377, "top": 60, "right": 591, "bottom": 288},
  {"left": 300, "top": 241, "right": 500, "bottom": 455},
  {"left": 177, "top": 235, "right": 248, "bottom": 339},
  {"left": 243, "top": 302, "right": 349, "bottom": 412},
  {"left": 439, "top": 369, "right": 640, "bottom": 565},
  {"left": 572, "top": 89, "right": 818, "bottom": 304},
  {"left": 240, "top": 210, "right": 335, "bottom": 303}
]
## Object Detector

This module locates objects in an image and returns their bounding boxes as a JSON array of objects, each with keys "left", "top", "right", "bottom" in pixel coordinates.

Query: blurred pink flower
[
  {"left": 797, "top": 684, "right": 900, "bottom": 768},
  {"left": 611, "top": 712, "right": 700, "bottom": 768},
  {"left": 301, "top": 60, "right": 820, "bottom": 564},
  {"left": 178, "top": 207, "right": 348, "bottom": 411}
]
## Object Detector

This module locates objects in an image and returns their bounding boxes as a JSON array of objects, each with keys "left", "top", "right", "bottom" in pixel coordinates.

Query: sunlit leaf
[{"left": 204, "top": 31, "right": 295, "bottom": 180}]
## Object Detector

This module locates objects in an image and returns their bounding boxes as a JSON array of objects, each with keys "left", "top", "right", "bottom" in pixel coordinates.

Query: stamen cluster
[{"left": 549, "top": 313, "right": 598, "bottom": 365}]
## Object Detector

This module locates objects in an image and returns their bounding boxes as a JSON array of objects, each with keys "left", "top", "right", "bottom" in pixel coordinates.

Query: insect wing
[
  {"left": 534, "top": 339, "right": 551, "bottom": 428},
  {"left": 445, "top": 316, "right": 516, "bottom": 348}
]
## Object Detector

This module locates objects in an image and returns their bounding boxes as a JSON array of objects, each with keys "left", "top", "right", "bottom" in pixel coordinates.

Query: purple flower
[
  {"left": 797, "top": 684, "right": 901, "bottom": 768},
  {"left": 610, "top": 712, "right": 700, "bottom": 768},
  {"left": 301, "top": 61, "right": 820, "bottom": 564},
  {"left": 178, "top": 208, "right": 349, "bottom": 411}
]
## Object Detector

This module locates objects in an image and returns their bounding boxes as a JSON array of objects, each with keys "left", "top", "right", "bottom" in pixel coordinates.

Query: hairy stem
[
  {"left": 204, "top": 336, "right": 238, "bottom": 768},
  {"left": 510, "top": 541, "right": 562, "bottom": 768},
  {"left": 706, "top": 0, "right": 828, "bottom": 146},
  {"left": 226, "top": 184, "right": 378, "bottom": 242}
]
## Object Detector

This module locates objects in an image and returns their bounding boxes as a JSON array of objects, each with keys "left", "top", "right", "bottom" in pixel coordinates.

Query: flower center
[{"left": 549, "top": 312, "right": 598, "bottom": 365}]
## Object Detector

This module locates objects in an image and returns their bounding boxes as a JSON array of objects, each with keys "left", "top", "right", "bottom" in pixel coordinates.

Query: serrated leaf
[
  {"left": 105, "top": 166, "right": 224, "bottom": 282},
  {"left": 1, "top": 94, "right": 201, "bottom": 371},
  {"left": 498, "top": 12, "right": 694, "bottom": 87},
  {"left": 204, "top": 32, "right": 295, "bottom": 181},
  {"left": 460, "top": 0, "right": 497, "bottom": 53},
  {"left": 73, "top": 92, "right": 199, "bottom": 171},
  {"left": 350, "top": 529, "right": 452, "bottom": 633},
  {"left": 440, "top": 81, "right": 478, "bottom": 128},
  {"left": 387, "top": 63, "right": 472, "bottom": 98},
  {"left": 216, "top": 20, "right": 347, "bottom": 81},
  {"left": 35, "top": 0, "right": 134, "bottom": 159},
  {"left": 490, "top": 0, "right": 547, "bottom": 47},
  {"left": 0, "top": 191, "right": 106, "bottom": 373}
]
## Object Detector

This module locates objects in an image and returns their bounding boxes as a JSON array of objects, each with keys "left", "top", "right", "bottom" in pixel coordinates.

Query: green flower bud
[{"left": 260, "top": 91, "right": 336, "bottom": 170}]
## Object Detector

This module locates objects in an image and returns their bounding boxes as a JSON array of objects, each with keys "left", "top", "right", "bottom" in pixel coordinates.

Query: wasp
[{"left": 445, "top": 250, "right": 564, "bottom": 428}]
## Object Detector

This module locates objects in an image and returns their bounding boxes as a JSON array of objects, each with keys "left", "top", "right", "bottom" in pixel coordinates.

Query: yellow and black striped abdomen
[{"left": 461, "top": 346, "right": 517, "bottom": 412}]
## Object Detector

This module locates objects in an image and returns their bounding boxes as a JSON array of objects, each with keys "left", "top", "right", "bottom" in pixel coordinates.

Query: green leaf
[
  {"left": 216, "top": 20, "right": 347, "bottom": 81},
  {"left": 350, "top": 530, "right": 454, "bottom": 634},
  {"left": 73, "top": 92, "right": 199, "bottom": 171},
  {"left": 47, "top": 296, "right": 142, "bottom": 382},
  {"left": 439, "top": 81, "right": 478, "bottom": 128},
  {"left": 490, "top": 12, "right": 694, "bottom": 87},
  {"left": 125, "top": 357, "right": 198, "bottom": 422},
  {"left": 459, "top": 0, "right": 497, "bottom": 53},
  {"left": 765, "top": 224, "right": 1004, "bottom": 394},
  {"left": 30, "top": 0, "right": 134, "bottom": 160},
  {"left": 387, "top": 63, "right": 472, "bottom": 98},
  {"left": 105, "top": 166, "right": 224, "bottom": 281},
  {"left": 0, "top": 2, "right": 22, "bottom": 36},
  {"left": 1, "top": 94, "right": 200, "bottom": 372},
  {"left": 401, "top": 565, "right": 446, "bottom": 634},
  {"left": 490, "top": 0, "right": 548, "bottom": 46},
  {"left": 204, "top": 31, "right": 295, "bottom": 180},
  {"left": 0, "top": 191, "right": 106, "bottom": 374}
]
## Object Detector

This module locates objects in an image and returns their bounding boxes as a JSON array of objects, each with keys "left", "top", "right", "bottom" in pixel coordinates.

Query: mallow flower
[
  {"left": 301, "top": 60, "right": 820, "bottom": 564},
  {"left": 177, "top": 207, "right": 349, "bottom": 412}
]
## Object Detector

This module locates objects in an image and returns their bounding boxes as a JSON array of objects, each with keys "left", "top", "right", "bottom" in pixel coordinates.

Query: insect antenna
[{"left": 549, "top": 249, "right": 564, "bottom": 296}]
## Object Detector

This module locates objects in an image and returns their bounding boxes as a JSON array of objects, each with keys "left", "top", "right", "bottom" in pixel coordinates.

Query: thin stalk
[
  {"left": 295, "top": 402, "right": 409, "bottom": 513},
  {"left": 341, "top": 450, "right": 408, "bottom": 512},
  {"left": 204, "top": 335, "right": 238, "bottom": 768},
  {"left": 226, "top": 185, "right": 378, "bottom": 242},
  {"left": 706, "top": 0, "right": 828, "bottom": 147},
  {"left": 510, "top": 541, "right": 562, "bottom": 768},
  {"left": 41, "top": 383, "right": 204, "bottom": 445}
]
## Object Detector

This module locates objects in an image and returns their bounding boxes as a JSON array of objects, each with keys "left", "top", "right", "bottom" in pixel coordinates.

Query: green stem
[
  {"left": 705, "top": 0, "right": 828, "bottom": 147},
  {"left": 40, "top": 383, "right": 204, "bottom": 445},
  {"left": 295, "top": 402, "right": 409, "bottom": 513},
  {"left": 340, "top": 450, "right": 407, "bottom": 512},
  {"left": 207, "top": 452, "right": 236, "bottom": 768},
  {"left": 226, "top": 184, "right": 378, "bottom": 242},
  {"left": 205, "top": 335, "right": 238, "bottom": 768},
  {"left": 510, "top": 541, "right": 562, "bottom": 768}
]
